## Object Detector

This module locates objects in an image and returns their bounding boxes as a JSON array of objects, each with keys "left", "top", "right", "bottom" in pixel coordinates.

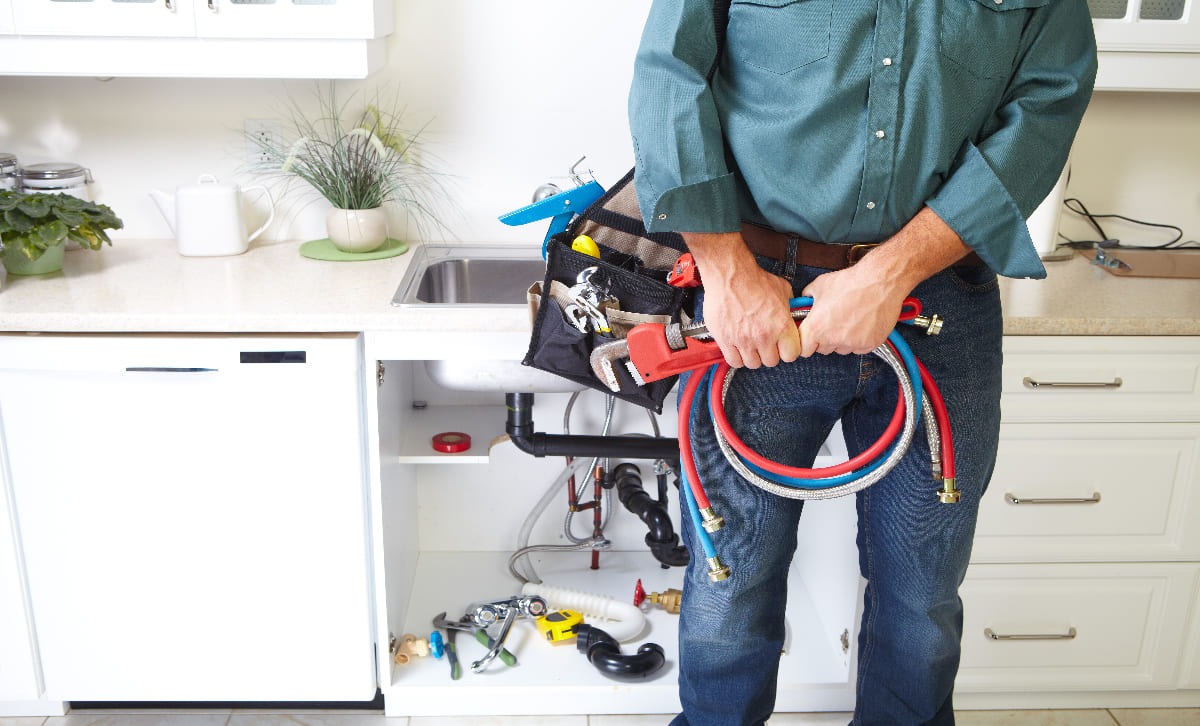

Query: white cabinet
[
  {"left": 959, "top": 563, "right": 1196, "bottom": 692},
  {"left": 1090, "top": 0, "right": 1200, "bottom": 52},
  {"left": 13, "top": 0, "right": 197, "bottom": 38},
  {"left": 0, "top": 0, "right": 13, "bottom": 35},
  {"left": 0, "top": 333, "right": 376, "bottom": 702},
  {"left": 959, "top": 336, "right": 1200, "bottom": 699},
  {"left": 0, "top": 446, "right": 40, "bottom": 703},
  {"left": 0, "top": 0, "right": 392, "bottom": 78},
  {"left": 194, "top": 0, "right": 390, "bottom": 39}
]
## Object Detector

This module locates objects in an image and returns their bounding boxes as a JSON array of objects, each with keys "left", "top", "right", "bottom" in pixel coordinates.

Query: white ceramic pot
[{"left": 326, "top": 207, "right": 388, "bottom": 253}]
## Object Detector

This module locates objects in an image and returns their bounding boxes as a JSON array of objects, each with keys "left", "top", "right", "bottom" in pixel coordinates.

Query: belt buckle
[{"left": 847, "top": 243, "right": 879, "bottom": 266}]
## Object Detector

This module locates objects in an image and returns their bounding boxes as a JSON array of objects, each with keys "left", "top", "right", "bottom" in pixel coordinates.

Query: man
[{"left": 628, "top": 0, "right": 1097, "bottom": 723}]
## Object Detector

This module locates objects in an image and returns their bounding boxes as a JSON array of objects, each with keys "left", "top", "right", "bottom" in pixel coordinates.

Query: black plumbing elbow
[
  {"left": 614, "top": 463, "right": 690, "bottom": 567},
  {"left": 573, "top": 623, "right": 666, "bottom": 682}
]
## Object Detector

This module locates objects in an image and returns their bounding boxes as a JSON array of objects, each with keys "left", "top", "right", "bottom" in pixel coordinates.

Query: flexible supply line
[{"left": 678, "top": 296, "right": 957, "bottom": 581}]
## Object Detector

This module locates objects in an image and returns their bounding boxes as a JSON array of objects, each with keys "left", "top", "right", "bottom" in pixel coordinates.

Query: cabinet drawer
[
  {"left": 971, "top": 423, "right": 1200, "bottom": 563},
  {"left": 1001, "top": 337, "right": 1200, "bottom": 423},
  {"left": 957, "top": 563, "right": 1196, "bottom": 692}
]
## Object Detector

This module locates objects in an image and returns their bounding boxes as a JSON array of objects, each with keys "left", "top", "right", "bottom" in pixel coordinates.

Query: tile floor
[{"left": 1, "top": 709, "right": 1198, "bottom": 725}]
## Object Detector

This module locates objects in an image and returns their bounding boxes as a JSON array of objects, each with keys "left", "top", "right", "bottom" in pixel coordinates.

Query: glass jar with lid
[
  {"left": 0, "top": 153, "right": 18, "bottom": 191},
  {"left": 21, "top": 161, "right": 94, "bottom": 199}
]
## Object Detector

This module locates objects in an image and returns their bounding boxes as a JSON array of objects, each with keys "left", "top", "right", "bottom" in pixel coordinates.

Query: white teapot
[{"left": 150, "top": 174, "right": 274, "bottom": 257}]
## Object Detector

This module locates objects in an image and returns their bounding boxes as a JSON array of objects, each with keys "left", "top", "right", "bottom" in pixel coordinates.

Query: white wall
[
  {"left": 0, "top": 0, "right": 650, "bottom": 245},
  {"left": 0, "top": 1, "right": 1196, "bottom": 250}
]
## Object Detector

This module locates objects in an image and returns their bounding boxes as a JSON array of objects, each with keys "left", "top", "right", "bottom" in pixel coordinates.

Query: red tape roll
[{"left": 432, "top": 432, "right": 472, "bottom": 454}]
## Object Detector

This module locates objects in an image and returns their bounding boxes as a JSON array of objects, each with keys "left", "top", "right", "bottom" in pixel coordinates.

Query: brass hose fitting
[
  {"left": 938, "top": 477, "right": 961, "bottom": 504},
  {"left": 912, "top": 314, "right": 944, "bottom": 336},
  {"left": 700, "top": 506, "right": 725, "bottom": 532},
  {"left": 706, "top": 556, "right": 731, "bottom": 582}
]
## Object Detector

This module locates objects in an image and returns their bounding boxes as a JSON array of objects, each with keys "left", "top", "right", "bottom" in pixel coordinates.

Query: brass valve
[
  {"left": 393, "top": 633, "right": 430, "bottom": 664},
  {"left": 647, "top": 588, "right": 683, "bottom": 614}
]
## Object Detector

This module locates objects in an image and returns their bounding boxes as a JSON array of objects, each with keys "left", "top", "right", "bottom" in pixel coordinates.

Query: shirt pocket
[
  {"left": 939, "top": 0, "right": 1050, "bottom": 79},
  {"left": 728, "top": 0, "right": 833, "bottom": 74}
]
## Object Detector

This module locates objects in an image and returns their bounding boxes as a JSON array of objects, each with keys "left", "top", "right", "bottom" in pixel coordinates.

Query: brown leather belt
[{"left": 740, "top": 222, "right": 984, "bottom": 270}]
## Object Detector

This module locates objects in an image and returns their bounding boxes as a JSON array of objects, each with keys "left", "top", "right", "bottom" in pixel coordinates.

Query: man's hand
[
  {"left": 799, "top": 207, "right": 973, "bottom": 356},
  {"left": 682, "top": 232, "right": 801, "bottom": 369}
]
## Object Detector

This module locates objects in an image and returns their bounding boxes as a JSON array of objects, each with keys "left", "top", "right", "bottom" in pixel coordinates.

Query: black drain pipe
[
  {"left": 505, "top": 393, "right": 680, "bottom": 461},
  {"left": 613, "top": 463, "right": 689, "bottom": 568}
]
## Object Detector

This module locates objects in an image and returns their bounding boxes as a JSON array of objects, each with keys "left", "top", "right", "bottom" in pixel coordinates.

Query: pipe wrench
[{"left": 590, "top": 310, "right": 810, "bottom": 392}]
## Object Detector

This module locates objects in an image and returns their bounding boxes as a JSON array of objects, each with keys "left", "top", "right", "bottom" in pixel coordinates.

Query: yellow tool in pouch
[
  {"left": 571, "top": 234, "right": 601, "bottom": 258},
  {"left": 536, "top": 609, "right": 585, "bottom": 643}
]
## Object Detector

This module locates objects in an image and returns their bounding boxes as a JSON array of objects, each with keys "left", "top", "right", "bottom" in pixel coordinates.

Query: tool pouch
[{"left": 523, "top": 168, "right": 692, "bottom": 413}]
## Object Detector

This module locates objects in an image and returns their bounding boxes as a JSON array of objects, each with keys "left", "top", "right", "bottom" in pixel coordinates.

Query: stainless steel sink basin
[
  {"left": 392, "top": 243, "right": 585, "bottom": 392},
  {"left": 391, "top": 243, "right": 546, "bottom": 307}
]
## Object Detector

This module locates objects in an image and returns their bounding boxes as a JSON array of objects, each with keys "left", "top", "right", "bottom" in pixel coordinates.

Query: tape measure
[{"left": 535, "top": 609, "right": 584, "bottom": 643}]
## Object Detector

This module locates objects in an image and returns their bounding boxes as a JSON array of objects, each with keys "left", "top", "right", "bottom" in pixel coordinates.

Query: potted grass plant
[
  {"left": 0, "top": 190, "right": 123, "bottom": 275},
  {"left": 246, "top": 85, "right": 452, "bottom": 255}
]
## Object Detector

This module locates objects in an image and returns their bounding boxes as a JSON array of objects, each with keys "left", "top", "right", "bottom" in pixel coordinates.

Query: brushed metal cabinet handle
[
  {"left": 1023, "top": 376, "right": 1123, "bottom": 390},
  {"left": 986, "top": 627, "right": 1077, "bottom": 641},
  {"left": 1005, "top": 492, "right": 1102, "bottom": 505},
  {"left": 125, "top": 367, "right": 218, "bottom": 373}
]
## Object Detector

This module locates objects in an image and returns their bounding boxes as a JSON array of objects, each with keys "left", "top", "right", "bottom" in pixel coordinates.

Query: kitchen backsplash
[{"left": 0, "top": 0, "right": 1196, "bottom": 252}]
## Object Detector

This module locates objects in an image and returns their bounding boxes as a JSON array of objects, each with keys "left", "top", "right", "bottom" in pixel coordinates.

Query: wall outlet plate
[{"left": 244, "top": 119, "right": 282, "bottom": 166}]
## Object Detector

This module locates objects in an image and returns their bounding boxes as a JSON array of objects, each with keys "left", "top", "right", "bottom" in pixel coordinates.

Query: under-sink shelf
[
  {"left": 397, "top": 404, "right": 509, "bottom": 464},
  {"left": 388, "top": 550, "right": 854, "bottom": 717}
]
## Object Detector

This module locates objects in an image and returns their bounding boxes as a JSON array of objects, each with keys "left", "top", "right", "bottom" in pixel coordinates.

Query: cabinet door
[
  {"left": 958, "top": 563, "right": 1195, "bottom": 692},
  {"left": 0, "top": 334, "right": 375, "bottom": 702},
  {"left": 1090, "top": 0, "right": 1200, "bottom": 52},
  {"left": 0, "top": 0, "right": 14, "bottom": 35},
  {"left": 193, "top": 0, "right": 391, "bottom": 39},
  {"left": 13, "top": 0, "right": 196, "bottom": 38},
  {"left": 0, "top": 454, "right": 40, "bottom": 702}
]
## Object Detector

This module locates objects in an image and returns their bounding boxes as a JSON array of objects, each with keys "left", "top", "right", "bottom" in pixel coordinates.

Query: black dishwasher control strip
[{"left": 240, "top": 351, "right": 307, "bottom": 364}]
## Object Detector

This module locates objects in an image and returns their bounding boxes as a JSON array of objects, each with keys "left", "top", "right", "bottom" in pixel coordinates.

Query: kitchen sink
[
  {"left": 391, "top": 243, "right": 546, "bottom": 307},
  {"left": 393, "top": 243, "right": 585, "bottom": 392}
]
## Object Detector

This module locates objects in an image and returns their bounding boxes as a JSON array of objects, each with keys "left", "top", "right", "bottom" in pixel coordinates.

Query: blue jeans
[{"left": 671, "top": 252, "right": 1003, "bottom": 726}]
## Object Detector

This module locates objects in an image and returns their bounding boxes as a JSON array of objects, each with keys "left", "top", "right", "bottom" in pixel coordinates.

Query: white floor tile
[
  {"left": 409, "top": 718, "right": 585, "bottom": 726},
  {"left": 954, "top": 711, "right": 1119, "bottom": 726},
  {"left": 767, "top": 713, "right": 853, "bottom": 725},
  {"left": 1109, "top": 709, "right": 1200, "bottom": 726},
  {"left": 45, "top": 714, "right": 230, "bottom": 726},
  {"left": 0, "top": 719, "right": 48, "bottom": 726},
  {"left": 227, "top": 715, "right": 405, "bottom": 726},
  {"left": 588, "top": 716, "right": 671, "bottom": 725}
]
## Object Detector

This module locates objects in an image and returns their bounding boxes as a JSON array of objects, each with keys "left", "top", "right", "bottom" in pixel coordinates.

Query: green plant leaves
[
  {"left": 0, "top": 190, "right": 122, "bottom": 260},
  {"left": 4, "top": 207, "right": 34, "bottom": 234}
]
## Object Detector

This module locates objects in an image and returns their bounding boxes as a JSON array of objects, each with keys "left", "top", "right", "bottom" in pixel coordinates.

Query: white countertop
[{"left": 0, "top": 238, "right": 1197, "bottom": 336}]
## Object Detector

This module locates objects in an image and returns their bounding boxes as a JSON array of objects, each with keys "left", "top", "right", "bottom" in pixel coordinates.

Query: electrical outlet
[{"left": 244, "top": 119, "right": 281, "bottom": 166}]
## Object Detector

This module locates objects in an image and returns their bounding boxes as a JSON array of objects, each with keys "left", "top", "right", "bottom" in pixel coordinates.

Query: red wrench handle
[{"left": 626, "top": 323, "right": 725, "bottom": 384}]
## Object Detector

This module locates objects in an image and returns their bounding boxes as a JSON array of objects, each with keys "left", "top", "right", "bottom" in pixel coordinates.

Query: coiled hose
[{"left": 678, "top": 296, "right": 956, "bottom": 577}]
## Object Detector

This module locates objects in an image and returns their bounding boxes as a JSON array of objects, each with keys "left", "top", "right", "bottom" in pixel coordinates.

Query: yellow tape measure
[{"left": 535, "top": 609, "right": 584, "bottom": 643}]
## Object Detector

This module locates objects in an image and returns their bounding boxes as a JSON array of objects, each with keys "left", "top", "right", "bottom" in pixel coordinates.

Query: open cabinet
[{"left": 363, "top": 330, "right": 864, "bottom": 717}]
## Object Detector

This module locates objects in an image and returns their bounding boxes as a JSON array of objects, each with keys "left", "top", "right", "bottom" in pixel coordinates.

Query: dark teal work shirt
[{"left": 628, "top": 0, "right": 1098, "bottom": 278}]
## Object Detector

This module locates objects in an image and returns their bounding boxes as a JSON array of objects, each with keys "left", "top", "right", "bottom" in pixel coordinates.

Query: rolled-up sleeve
[
  {"left": 629, "top": 0, "right": 742, "bottom": 234},
  {"left": 927, "top": 0, "right": 1097, "bottom": 278}
]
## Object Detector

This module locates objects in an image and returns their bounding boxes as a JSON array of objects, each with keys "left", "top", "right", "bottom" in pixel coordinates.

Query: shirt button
[
  {"left": 875, "top": 130, "right": 886, "bottom": 139},
  {"left": 882, "top": 57, "right": 893, "bottom": 66},
  {"left": 866, "top": 201, "right": 876, "bottom": 210},
  {"left": 657, "top": 213, "right": 667, "bottom": 220}
]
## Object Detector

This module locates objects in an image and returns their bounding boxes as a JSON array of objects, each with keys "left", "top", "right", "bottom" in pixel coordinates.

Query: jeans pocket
[
  {"left": 939, "top": 0, "right": 1048, "bottom": 79},
  {"left": 945, "top": 264, "right": 999, "bottom": 294},
  {"left": 729, "top": 0, "right": 833, "bottom": 74}
]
